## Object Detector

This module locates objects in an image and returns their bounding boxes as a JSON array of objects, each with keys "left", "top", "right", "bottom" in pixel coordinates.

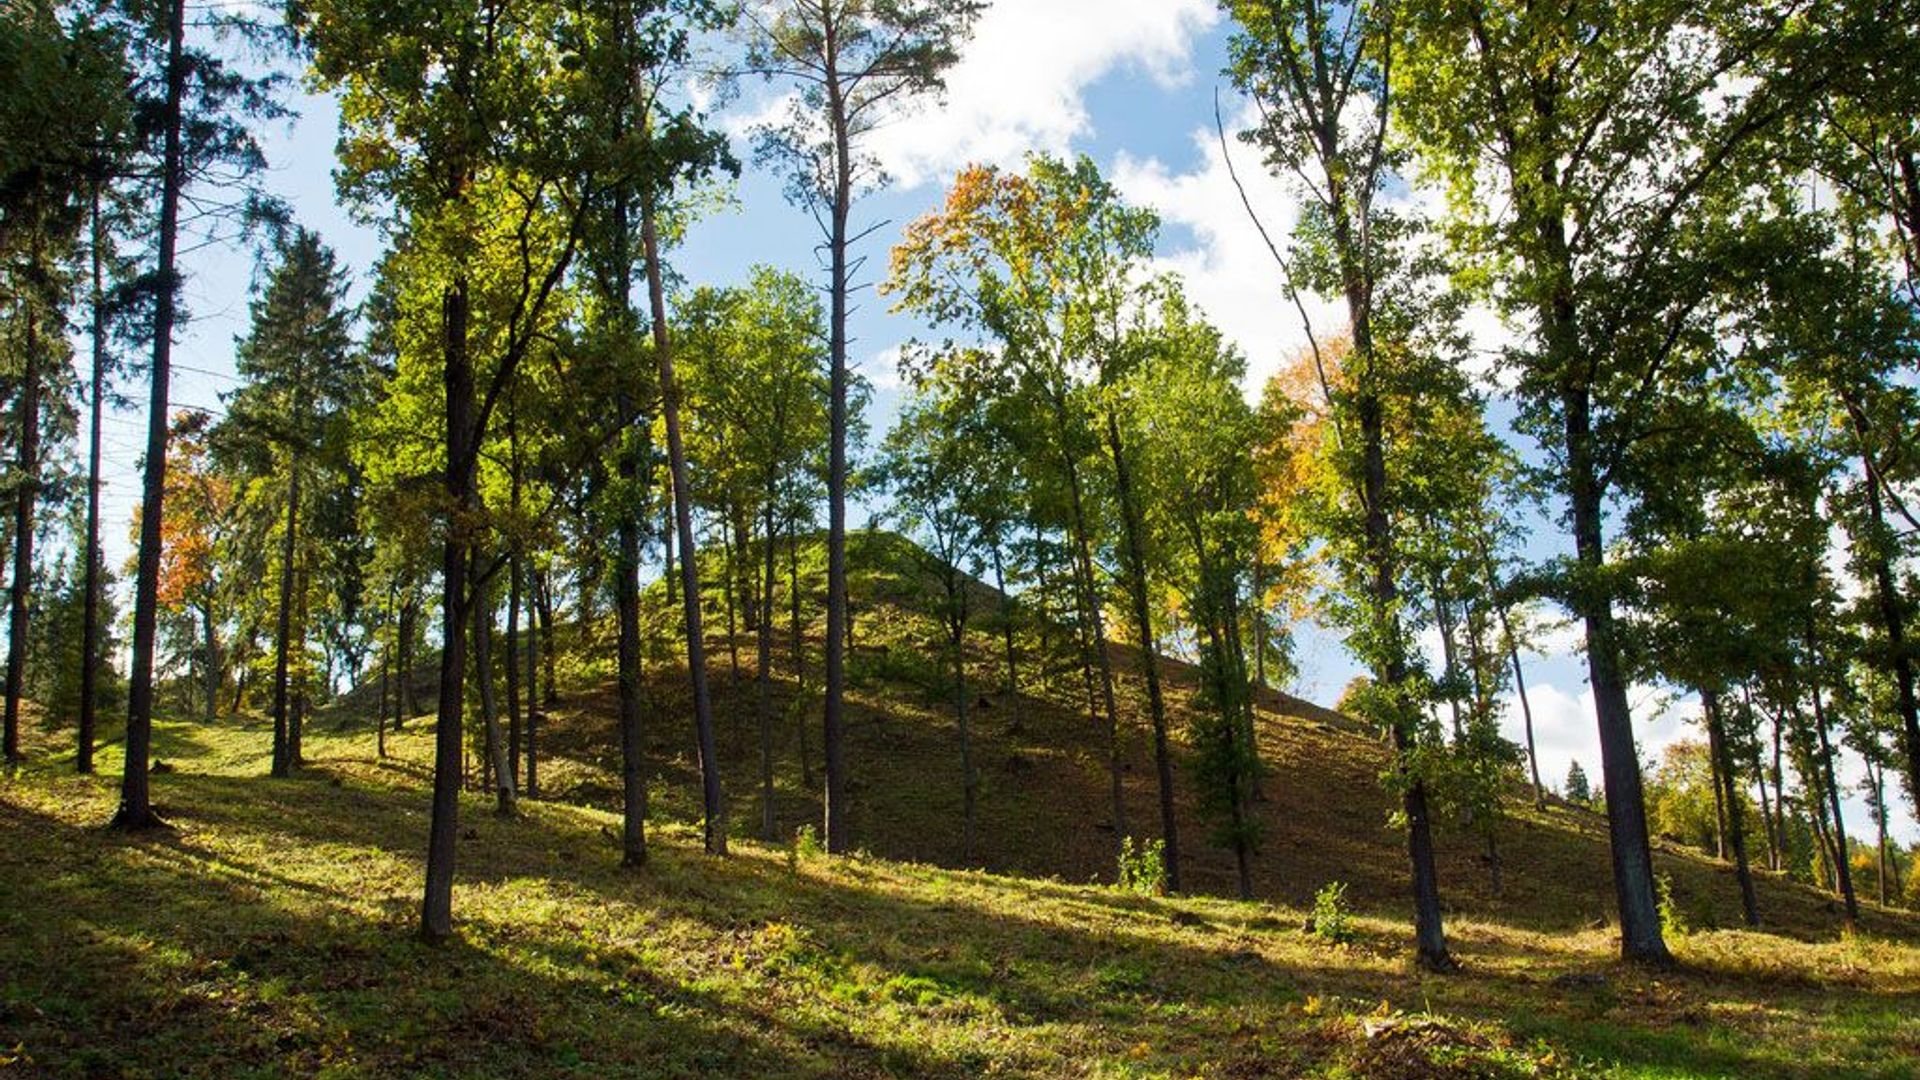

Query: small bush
[
  {"left": 1310, "top": 881, "right": 1356, "bottom": 945},
  {"left": 790, "top": 824, "right": 822, "bottom": 872},
  {"left": 1117, "top": 836, "right": 1167, "bottom": 896},
  {"left": 1656, "top": 873, "right": 1688, "bottom": 939}
]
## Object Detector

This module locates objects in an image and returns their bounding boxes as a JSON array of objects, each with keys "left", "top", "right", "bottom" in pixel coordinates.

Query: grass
[
  {"left": 5, "top": 531, "right": 1919, "bottom": 1077},
  {"left": 3, "top": 716, "right": 1917, "bottom": 1078}
]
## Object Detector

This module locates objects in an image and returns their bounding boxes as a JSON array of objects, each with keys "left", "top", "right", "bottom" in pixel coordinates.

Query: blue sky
[{"left": 81, "top": 0, "right": 1912, "bottom": 843}]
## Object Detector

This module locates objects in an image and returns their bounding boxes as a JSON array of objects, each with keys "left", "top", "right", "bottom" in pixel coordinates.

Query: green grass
[{"left": 3, "top": 716, "right": 1917, "bottom": 1079}]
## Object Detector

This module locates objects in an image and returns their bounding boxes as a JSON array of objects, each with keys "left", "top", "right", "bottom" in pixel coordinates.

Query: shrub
[
  {"left": 790, "top": 824, "right": 822, "bottom": 873},
  {"left": 1310, "top": 881, "right": 1356, "bottom": 945},
  {"left": 1656, "top": 873, "right": 1688, "bottom": 939},
  {"left": 1117, "top": 836, "right": 1167, "bottom": 896}
]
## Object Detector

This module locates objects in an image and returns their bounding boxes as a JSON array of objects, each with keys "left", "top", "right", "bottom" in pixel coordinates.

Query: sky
[{"left": 67, "top": 0, "right": 1915, "bottom": 845}]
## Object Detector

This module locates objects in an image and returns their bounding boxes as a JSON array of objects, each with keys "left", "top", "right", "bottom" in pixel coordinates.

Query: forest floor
[{"left": 3, "top": 715, "right": 1919, "bottom": 1079}]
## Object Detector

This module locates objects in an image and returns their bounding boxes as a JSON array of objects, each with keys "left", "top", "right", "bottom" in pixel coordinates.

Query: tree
[
  {"left": 880, "top": 379, "right": 998, "bottom": 859},
  {"left": 115, "top": 0, "right": 285, "bottom": 829},
  {"left": 568, "top": 0, "right": 735, "bottom": 863},
  {"left": 1392, "top": 0, "right": 1879, "bottom": 965},
  {"left": 889, "top": 154, "right": 1184, "bottom": 880},
  {"left": 1131, "top": 294, "right": 1267, "bottom": 899},
  {"left": 746, "top": 0, "right": 984, "bottom": 855},
  {"left": 680, "top": 267, "right": 828, "bottom": 842},
  {"left": 1226, "top": 0, "right": 1463, "bottom": 968},
  {"left": 1, "top": 0, "right": 127, "bottom": 766},
  {"left": 218, "top": 227, "right": 358, "bottom": 777},
  {"left": 152, "top": 413, "right": 232, "bottom": 722},
  {"left": 300, "top": 0, "right": 590, "bottom": 938},
  {"left": 1565, "top": 761, "right": 1592, "bottom": 805}
]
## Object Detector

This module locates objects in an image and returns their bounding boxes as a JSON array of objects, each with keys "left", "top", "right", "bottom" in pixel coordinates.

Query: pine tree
[
  {"left": 1565, "top": 762, "right": 1593, "bottom": 806},
  {"left": 217, "top": 228, "right": 358, "bottom": 778}
]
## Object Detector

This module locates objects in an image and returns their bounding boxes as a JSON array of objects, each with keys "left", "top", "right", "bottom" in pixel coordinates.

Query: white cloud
[
  {"left": 864, "top": 0, "right": 1220, "bottom": 190},
  {"left": 1111, "top": 105, "right": 1525, "bottom": 400},
  {"left": 1504, "top": 681, "right": 1695, "bottom": 800},
  {"left": 863, "top": 344, "right": 906, "bottom": 392},
  {"left": 1111, "top": 112, "right": 1343, "bottom": 398}
]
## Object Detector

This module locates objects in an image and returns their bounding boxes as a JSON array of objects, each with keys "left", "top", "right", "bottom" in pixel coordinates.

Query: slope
[{"left": 3, "top": 718, "right": 1918, "bottom": 1079}]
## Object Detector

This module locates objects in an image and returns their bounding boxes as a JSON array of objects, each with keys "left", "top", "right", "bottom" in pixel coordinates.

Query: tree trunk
[
  {"left": 524, "top": 560, "right": 539, "bottom": 799},
  {"left": 1058, "top": 441, "right": 1126, "bottom": 860},
  {"left": 1868, "top": 758, "right": 1889, "bottom": 906},
  {"left": 377, "top": 594, "right": 390, "bottom": 760},
  {"left": 1566, "top": 382, "right": 1668, "bottom": 964},
  {"left": 270, "top": 469, "right": 301, "bottom": 778},
  {"left": 3, "top": 286, "right": 42, "bottom": 766},
  {"left": 505, "top": 560, "right": 521, "bottom": 786},
  {"left": 396, "top": 597, "right": 416, "bottom": 724},
  {"left": 1705, "top": 701, "right": 1729, "bottom": 862},
  {"left": 473, "top": 568, "right": 513, "bottom": 817},
  {"left": 642, "top": 188, "right": 725, "bottom": 856},
  {"left": 615, "top": 506, "right": 648, "bottom": 864},
  {"left": 989, "top": 541, "right": 1021, "bottom": 733},
  {"left": 946, "top": 564, "right": 977, "bottom": 862},
  {"left": 1860, "top": 445, "right": 1920, "bottom": 830},
  {"left": 291, "top": 556, "right": 310, "bottom": 767},
  {"left": 1503, "top": 614, "right": 1543, "bottom": 810},
  {"left": 505, "top": 405, "right": 522, "bottom": 787},
  {"left": 200, "top": 601, "right": 219, "bottom": 723},
  {"left": 1703, "top": 689, "right": 1758, "bottom": 927},
  {"left": 759, "top": 498, "right": 778, "bottom": 842},
  {"left": 1103, "top": 410, "right": 1179, "bottom": 892},
  {"left": 537, "top": 570, "right": 557, "bottom": 707},
  {"left": 722, "top": 515, "right": 741, "bottom": 691},
  {"left": 822, "top": 62, "right": 853, "bottom": 857},
  {"left": 79, "top": 183, "right": 109, "bottom": 774},
  {"left": 1810, "top": 681, "right": 1859, "bottom": 925},
  {"left": 789, "top": 523, "right": 813, "bottom": 787},
  {"left": 421, "top": 271, "right": 474, "bottom": 943},
  {"left": 112, "top": 0, "right": 185, "bottom": 831}
]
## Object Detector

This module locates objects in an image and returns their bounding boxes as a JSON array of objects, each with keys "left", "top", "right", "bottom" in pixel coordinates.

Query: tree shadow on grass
[
  {"left": 0, "top": 797, "right": 1014, "bottom": 1080},
  {"left": 9, "top": 743, "right": 1916, "bottom": 1080}
]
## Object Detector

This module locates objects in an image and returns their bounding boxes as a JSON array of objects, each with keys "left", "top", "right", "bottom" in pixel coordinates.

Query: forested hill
[{"left": 334, "top": 529, "right": 1910, "bottom": 939}]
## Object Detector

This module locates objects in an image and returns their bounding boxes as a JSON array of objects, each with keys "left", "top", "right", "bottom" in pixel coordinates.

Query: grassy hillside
[
  {"left": 4, "top": 530, "right": 1918, "bottom": 1078},
  {"left": 417, "top": 530, "right": 1911, "bottom": 938},
  {"left": 4, "top": 718, "right": 1919, "bottom": 1079}
]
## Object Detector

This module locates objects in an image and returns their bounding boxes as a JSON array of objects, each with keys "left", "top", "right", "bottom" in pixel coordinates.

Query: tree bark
[
  {"left": 1703, "top": 689, "right": 1758, "bottom": 927},
  {"left": 112, "top": 0, "right": 185, "bottom": 831},
  {"left": 421, "top": 271, "right": 474, "bottom": 943},
  {"left": 642, "top": 188, "right": 725, "bottom": 856},
  {"left": 1859, "top": 443, "right": 1920, "bottom": 830},
  {"left": 80, "top": 183, "right": 109, "bottom": 774},
  {"left": 473, "top": 568, "right": 513, "bottom": 817},
  {"left": 615, "top": 505, "right": 648, "bottom": 864},
  {"left": 789, "top": 523, "right": 812, "bottom": 787},
  {"left": 1063, "top": 449, "right": 1126, "bottom": 859},
  {"left": 759, "top": 498, "right": 778, "bottom": 842},
  {"left": 989, "top": 541, "right": 1021, "bottom": 733},
  {"left": 945, "top": 561, "right": 977, "bottom": 862},
  {"left": 822, "top": 26, "right": 853, "bottom": 855},
  {"left": 1103, "top": 410, "right": 1179, "bottom": 892},
  {"left": 3, "top": 284, "right": 42, "bottom": 766},
  {"left": 505, "top": 404, "right": 522, "bottom": 787},
  {"left": 524, "top": 560, "right": 539, "bottom": 799},
  {"left": 537, "top": 569, "right": 557, "bottom": 707},
  {"left": 1810, "top": 681, "right": 1859, "bottom": 925},
  {"left": 270, "top": 468, "right": 301, "bottom": 777}
]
